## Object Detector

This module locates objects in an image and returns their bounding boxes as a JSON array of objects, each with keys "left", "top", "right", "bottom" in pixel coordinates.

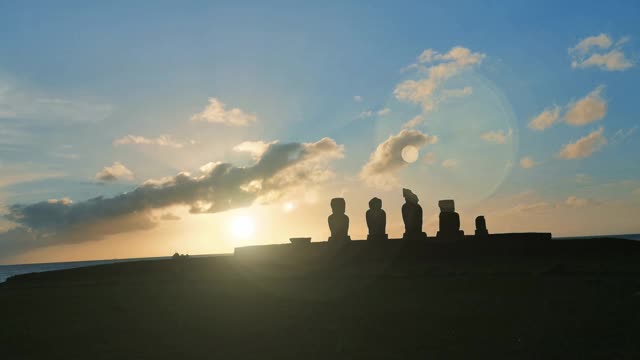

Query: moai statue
[
  {"left": 366, "top": 197, "right": 388, "bottom": 241},
  {"left": 328, "top": 198, "right": 351, "bottom": 242},
  {"left": 475, "top": 216, "right": 489, "bottom": 238},
  {"left": 436, "top": 199, "right": 464, "bottom": 241},
  {"left": 402, "top": 188, "right": 427, "bottom": 241}
]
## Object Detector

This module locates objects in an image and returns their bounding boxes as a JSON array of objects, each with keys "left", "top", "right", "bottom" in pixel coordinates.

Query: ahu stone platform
[{"left": 233, "top": 234, "right": 640, "bottom": 265}]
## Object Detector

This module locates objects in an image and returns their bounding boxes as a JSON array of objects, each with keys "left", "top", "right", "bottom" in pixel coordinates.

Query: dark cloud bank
[{"left": 0, "top": 138, "right": 343, "bottom": 258}]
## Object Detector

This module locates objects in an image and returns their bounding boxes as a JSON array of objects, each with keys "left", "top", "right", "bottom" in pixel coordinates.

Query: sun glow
[
  {"left": 283, "top": 201, "right": 295, "bottom": 212},
  {"left": 230, "top": 215, "right": 255, "bottom": 240}
]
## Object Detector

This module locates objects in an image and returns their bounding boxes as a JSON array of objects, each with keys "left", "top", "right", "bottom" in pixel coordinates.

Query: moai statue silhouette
[
  {"left": 366, "top": 197, "right": 388, "bottom": 241},
  {"left": 436, "top": 199, "right": 464, "bottom": 241},
  {"left": 401, "top": 188, "right": 427, "bottom": 241},
  {"left": 475, "top": 215, "right": 489, "bottom": 238},
  {"left": 328, "top": 197, "right": 351, "bottom": 242}
]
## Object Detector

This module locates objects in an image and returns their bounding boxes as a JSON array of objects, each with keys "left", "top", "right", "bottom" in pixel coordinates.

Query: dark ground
[{"left": 2, "top": 237, "right": 640, "bottom": 359}]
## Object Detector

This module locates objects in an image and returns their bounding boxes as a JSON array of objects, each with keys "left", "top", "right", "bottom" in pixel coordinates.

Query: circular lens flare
[{"left": 401, "top": 145, "right": 419, "bottom": 163}]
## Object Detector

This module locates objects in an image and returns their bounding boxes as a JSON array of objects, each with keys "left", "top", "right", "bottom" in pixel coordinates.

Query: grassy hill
[{"left": 2, "top": 237, "right": 640, "bottom": 359}]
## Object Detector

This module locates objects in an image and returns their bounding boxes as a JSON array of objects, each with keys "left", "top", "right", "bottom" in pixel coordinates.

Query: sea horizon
[{"left": 1, "top": 233, "right": 638, "bottom": 283}]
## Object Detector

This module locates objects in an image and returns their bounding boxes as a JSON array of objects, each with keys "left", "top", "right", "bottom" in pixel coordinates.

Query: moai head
[
  {"left": 330, "top": 197, "right": 346, "bottom": 214},
  {"left": 369, "top": 197, "right": 382, "bottom": 211},
  {"left": 402, "top": 188, "right": 419, "bottom": 204},
  {"left": 438, "top": 199, "right": 455, "bottom": 213},
  {"left": 475, "top": 216, "right": 487, "bottom": 230}
]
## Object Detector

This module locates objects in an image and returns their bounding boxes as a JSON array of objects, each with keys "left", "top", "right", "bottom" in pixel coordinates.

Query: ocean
[
  {"left": 1, "top": 234, "right": 638, "bottom": 283},
  {"left": 0, "top": 257, "right": 169, "bottom": 283}
]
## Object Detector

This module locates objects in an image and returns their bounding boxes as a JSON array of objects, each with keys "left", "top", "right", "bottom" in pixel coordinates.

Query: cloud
[
  {"left": 190, "top": 98, "right": 257, "bottom": 126},
  {"left": 377, "top": 108, "right": 391, "bottom": 116},
  {"left": 353, "top": 96, "right": 363, "bottom": 102},
  {"left": 564, "top": 85, "right": 607, "bottom": 126},
  {"left": 569, "top": 34, "right": 633, "bottom": 71},
  {"left": 441, "top": 86, "right": 473, "bottom": 99},
  {"left": 480, "top": 128, "right": 513, "bottom": 144},
  {"left": 113, "top": 135, "right": 184, "bottom": 148},
  {"left": 558, "top": 127, "right": 607, "bottom": 159},
  {"left": 358, "top": 108, "right": 391, "bottom": 118},
  {"left": 402, "top": 115, "right": 424, "bottom": 129},
  {"left": 0, "top": 138, "right": 343, "bottom": 257},
  {"left": 569, "top": 34, "right": 613, "bottom": 55},
  {"left": 575, "top": 173, "right": 591, "bottom": 184},
  {"left": 564, "top": 196, "right": 598, "bottom": 208},
  {"left": 0, "top": 79, "right": 112, "bottom": 123},
  {"left": 528, "top": 106, "right": 560, "bottom": 131},
  {"left": 574, "top": 50, "right": 634, "bottom": 71},
  {"left": 611, "top": 126, "right": 637, "bottom": 144},
  {"left": 520, "top": 156, "right": 537, "bottom": 169},
  {"left": 159, "top": 212, "right": 181, "bottom": 221},
  {"left": 233, "top": 140, "right": 278, "bottom": 160},
  {"left": 510, "top": 202, "right": 552, "bottom": 213},
  {"left": 360, "top": 129, "right": 438, "bottom": 188},
  {"left": 423, "top": 152, "right": 437, "bottom": 165},
  {"left": 0, "top": 167, "right": 66, "bottom": 188},
  {"left": 441, "top": 158, "right": 458, "bottom": 168},
  {"left": 95, "top": 162, "right": 134, "bottom": 182},
  {"left": 395, "top": 47, "right": 484, "bottom": 127}
]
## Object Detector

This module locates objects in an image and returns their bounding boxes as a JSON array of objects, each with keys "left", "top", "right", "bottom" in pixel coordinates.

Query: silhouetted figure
[
  {"left": 328, "top": 198, "right": 351, "bottom": 242},
  {"left": 475, "top": 216, "right": 489, "bottom": 238},
  {"left": 366, "top": 197, "right": 388, "bottom": 241},
  {"left": 436, "top": 199, "right": 464, "bottom": 241},
  {"left": 402, "top": 189, "right": 427, "bottom": 241}
]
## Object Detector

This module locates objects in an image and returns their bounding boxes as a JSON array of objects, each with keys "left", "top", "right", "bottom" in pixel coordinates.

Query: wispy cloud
[
  {"left": 441, "top": 158, "right": 458, "bottom": 168},
  {"left": 570, "top": 34, "right": 634, "bottom": 71},
  {"left": 353, "top": 95, "right": 363, "bottom": 102},
  {"left": 611, "top": 126, "right": 637, "bottom": 144},
  {"left": 423, "top": 151, "right": 437, "bottom": 165},
  {"left": 565, "top": 85, "right": 607, "bottom": 126},
  {"left": 0, "top": 167, "right": 66, "bottom": 188},
  {"left": 358, "top": 108, "right": 391, "bottom": 118},
  {"left": 480, "top": 128, "right": 513, "bottom": 144},
  {"left": 558, "top": 127, "right": 607, "bottom": 159},
  {"left": 190, "top": 98, "right": 256, "bottom": 126},
  {"left": 564, "top": 195, "right": 598, "bottom": 208},
  {"left": 395, "top": 47, "right": 483, "bottom": 127},
  {"left": 528, "top": 106, "right": 561, "bottom": 131},
  {"left": 519, "top": 156, "right": 537, "bottom": 169},
  {"left": 0, "top": 79, "right": 112, "bottom": 123},
  {"left": 113, "top": 135, "right": 184, "bottom": 148},
  {"left": 528, "top": 85, "right": 607, "bottom": 131}
]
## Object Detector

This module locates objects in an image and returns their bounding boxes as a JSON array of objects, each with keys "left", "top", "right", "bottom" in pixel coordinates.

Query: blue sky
[{"left": 0, "top": 1, "right": 639, "bottom": 263}]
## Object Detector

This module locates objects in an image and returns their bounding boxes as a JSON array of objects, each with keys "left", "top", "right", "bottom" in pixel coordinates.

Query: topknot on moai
[
  {"left": 436, "top": 199, "right": 464, "bottom": 241},
  {"left": 402, "top": 189, "right": 427, "bottom": 241}
]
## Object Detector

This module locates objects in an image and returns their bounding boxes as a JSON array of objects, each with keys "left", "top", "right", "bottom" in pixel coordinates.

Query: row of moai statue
[{"left": 328, "top": 188, "right": 489, "bottom": 242}]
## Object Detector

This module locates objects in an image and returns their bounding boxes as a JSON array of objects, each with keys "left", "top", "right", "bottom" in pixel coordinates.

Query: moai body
[
  {"left": 328, "top": 198, "right": 351, "bottom": 242},
  {"left": 474, "top": 215, "right": 489, "bottom": 238},
  {"left": 436, "top": 199, "right": 464, "bottom": 241},
  {"left": 402, "top": 189, "right": 427, "bottom": 241},
  {"left": 366, "top": 197, "right": 388, "bottom": 241}
]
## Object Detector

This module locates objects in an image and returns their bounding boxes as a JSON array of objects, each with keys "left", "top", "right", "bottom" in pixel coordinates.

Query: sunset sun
[{"left": 230, "top": 215, "right": 255, "bottom": 240}]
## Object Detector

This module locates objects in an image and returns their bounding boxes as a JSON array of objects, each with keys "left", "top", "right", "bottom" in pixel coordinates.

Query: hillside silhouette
[{"left": 2, "top": 192, "right": 640, "bottom": 359}]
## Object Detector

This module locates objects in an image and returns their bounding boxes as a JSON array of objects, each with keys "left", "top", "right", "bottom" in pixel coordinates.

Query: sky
[{"left": 0, "top": 0, "right": 639, "bottom": 264}]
